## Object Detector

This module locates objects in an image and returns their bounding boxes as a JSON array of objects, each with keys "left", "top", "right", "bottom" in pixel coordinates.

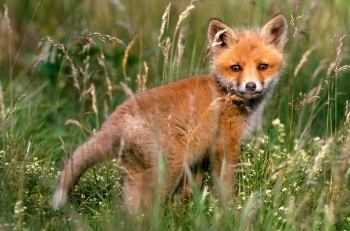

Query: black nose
[{"left": 245, "top": 82, "right": 257, "bottom": 91}]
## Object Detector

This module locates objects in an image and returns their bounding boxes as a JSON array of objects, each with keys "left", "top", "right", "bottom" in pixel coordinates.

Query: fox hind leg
[{"left": 123, "top": 159, "right": 185, "bottom": 213}]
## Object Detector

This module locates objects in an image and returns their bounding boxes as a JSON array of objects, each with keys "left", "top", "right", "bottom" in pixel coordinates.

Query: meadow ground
[{"left": 1, "top": 0, "right": 350, "bottom": 230}]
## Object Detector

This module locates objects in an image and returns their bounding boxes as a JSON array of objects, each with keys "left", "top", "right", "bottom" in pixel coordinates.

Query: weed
[{"left": 0, "top": 0, "right": 350, "bottom": 230}]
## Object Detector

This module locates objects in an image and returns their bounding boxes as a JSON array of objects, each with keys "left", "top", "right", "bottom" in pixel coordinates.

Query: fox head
[{"left": 208, "top": 14, "right": 288, "bottom": 100}]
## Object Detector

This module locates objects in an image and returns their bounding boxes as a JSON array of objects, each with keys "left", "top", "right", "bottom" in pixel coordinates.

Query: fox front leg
[{"left": 212, "top": 134, "right": 240, "bottom": 201}]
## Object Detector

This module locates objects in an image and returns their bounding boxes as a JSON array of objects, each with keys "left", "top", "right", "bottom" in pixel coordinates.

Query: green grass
[{"left": 1, "top": 0, "right": 350, "bottom": 230}]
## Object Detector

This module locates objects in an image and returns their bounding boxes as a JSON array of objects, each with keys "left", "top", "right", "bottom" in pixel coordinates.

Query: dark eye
[
  {"left": 258, "top": 63, "right": 268, "bottom": 70},
  {"left": 231, "top": 65, "right": 242, "bottom": 72}
]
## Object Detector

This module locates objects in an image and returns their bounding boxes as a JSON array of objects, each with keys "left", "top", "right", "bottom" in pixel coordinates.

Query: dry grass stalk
[
  {"left": 81, "top": 55, "right": 90, "bottom": 81},
  {"left": 79, "top": 84, "right": 95, "bottom": 101},
  {"left": 120, "top": 82, "right": 139, "bottom": 112},
  {"left": 137, "top": 62, "right": 148, "bottom": 91},
  {"left": 117, "top": 19, "right": 134, "bottom": 36},
  {"left": 302, "top": 86, "right": 321, "bottom": 104},
  {"left": 114, "top": 134, "right": 134, "bottom": 180},
  {"left": 110, "top": 0, "right": 126, "bottom": 12},
  {"left": 158, "top": 3, "right": 172, "bottom": 61},
  {"left": 47, "top": 37, "right": 80, "bottom": 90},
  {"left": 290, "top": 12, "right": 309, "bottom": 41},
  {"left": 326, "top": 35, "right": 347, "bottom": 79},
  {"left": 160, "top": 37, "right": 171, "bottom": 62},
  {"left": 158, "top": 3, "right": 171, "bottom": 45},
  {"left": 120, "top": 82, "right": 135, "bottom": 100},
  {"left": 307, "top": 138, "right": 332, "bottom": 185},
  {"left": 98, "top": 53, "right": 113, "bottom": 102},
  {"left": 293, "top": 45, "right": 316, "bottom": 77},
  {"left": 88, "top": 32, "right": 125, "bottom": 46},
  {"left": 1, "top": 5, "right": 13, "bottom": 91},
  {"left": 0, "top": 82, "right": 5, "bottom": 121},
  {"left": 290, "top": 14, "right": 298, "bottom": 41},
  {"left": 59, "top": 136, "right": 70, "bottom": 156},
  {"left": 65, "top": 119, "right": 91, "bottom": 134},
  {"left": 122, "top": 35, "right": 138, "bottom": 80},
  {"left": 176, "top": 28, "right": 185, "bottom": 66},
  {"left": 77, "top": 33, "right": 125, "bottom": 55},
  {"left": 90, "top": 84, "right": 98, "bottom": 115},
  {"left": 111, "top": 0, "right": 133, "bottom": 35},
  {"left": 4, "top": 5, "right": 12, "bottom": 34},
  {"left": 329, "top": 102, "right": 350, "bottom": 209},
  {"left": 344, "top": 101, "right": 350, "bottom": 128},
  {"left": 201, "top": 46, "right": 211, "bottom": 66},
  {"left": 339, "top": 100, "right": 350, "bottom": 139},
  {"left": 311, "top": 59, "right": 327, "bottom": 80},
  {"left": 326, "top": 61, "right": 336, "bottom": 77},
  {"left": 174, "top": 4, "right": 195, "bottom": 37},
  {"left": 338, "top": 64, "right": 350, "bottom": 72},
  {"left": 103, "top": 100, "right": 109, "bottom": 120},
  {"left": 333, "top": 35, "right": 346, "bottom": 78},
  {"left": 6, "top": 94, "right": 25, "bottom": 122},
  {"left": 77, "top": 37, "right": 94, "bottom": 54},
  {"left": 105, "top": 75, "right": 113, "bottom": 102}
]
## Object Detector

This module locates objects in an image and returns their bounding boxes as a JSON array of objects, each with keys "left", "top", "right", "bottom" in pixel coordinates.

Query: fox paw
[{"left": 227, "top": 95, "right": 246, "bottom": 107}]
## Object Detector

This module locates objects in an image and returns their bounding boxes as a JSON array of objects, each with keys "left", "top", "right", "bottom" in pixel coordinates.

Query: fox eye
[
  {"left": 231, "top": 65, "right": 242, "bottom": 72},
  {"left": 258, "top": 63, "right": 268, "bottom": 70}
]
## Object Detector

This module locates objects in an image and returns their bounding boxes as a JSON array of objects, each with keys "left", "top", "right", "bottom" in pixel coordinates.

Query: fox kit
[{"left": 53, "top": 14, "right": 287, "bottom": 212}]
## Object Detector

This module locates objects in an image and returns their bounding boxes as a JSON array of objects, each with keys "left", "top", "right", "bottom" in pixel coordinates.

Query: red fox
[{"left": 52, "top": 14, "right": 287, "bottom": 212}]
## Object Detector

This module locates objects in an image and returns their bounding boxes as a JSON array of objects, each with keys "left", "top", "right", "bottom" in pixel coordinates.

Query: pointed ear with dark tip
[
  {"left": 261, "top": 14, "right": 288, "bottom": 51},
  {"left": 208, "top": 19, "right": 237, "bottom": 54}
]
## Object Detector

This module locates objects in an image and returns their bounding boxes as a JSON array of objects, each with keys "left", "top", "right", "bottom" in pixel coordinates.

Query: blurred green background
[
  {"left": 1, "top": 0, "right": 349, "bottom": 139},
  {"left": 1, "top": 0, "right": 350, "bottom": 230}
]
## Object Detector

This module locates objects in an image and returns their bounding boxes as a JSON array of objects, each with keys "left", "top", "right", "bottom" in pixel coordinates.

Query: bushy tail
[{"left": 52, "top": 131, "right": 115, "bottom": 209}]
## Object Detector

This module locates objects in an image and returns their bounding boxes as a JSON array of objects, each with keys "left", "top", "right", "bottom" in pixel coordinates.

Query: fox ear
[
  {"left": 208, "top": 19, "right": 237, "bottom": 54},
  {"left": 261, "top": 14, "right": 288, "bottom": 51}
]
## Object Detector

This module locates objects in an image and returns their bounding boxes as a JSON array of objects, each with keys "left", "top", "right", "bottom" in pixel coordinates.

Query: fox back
[{"left": 52, "top": 14, "right": 288, "bottom": 213}]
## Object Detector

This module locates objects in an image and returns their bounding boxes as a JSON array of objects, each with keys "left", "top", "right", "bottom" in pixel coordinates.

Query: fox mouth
[
  {"left": 215, "top": 77, "right": 264, "bottom": 99},
  {"left": 237, "top": 91, "right": 262, "bottom": 99}
]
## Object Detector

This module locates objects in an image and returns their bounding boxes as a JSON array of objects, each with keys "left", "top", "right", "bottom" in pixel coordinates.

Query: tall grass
[{"left": 0, "top": 0, "right": 350, "bottom": 230}]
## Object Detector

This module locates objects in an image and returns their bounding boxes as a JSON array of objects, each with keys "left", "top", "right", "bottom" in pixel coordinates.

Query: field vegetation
[{"left": 1, "top": 0, "right": 350, "bottom": 230}]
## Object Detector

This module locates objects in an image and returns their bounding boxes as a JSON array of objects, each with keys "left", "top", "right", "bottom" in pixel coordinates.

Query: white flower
[{"left": 272, "top": 118, "right": 281, "bottom": 126}]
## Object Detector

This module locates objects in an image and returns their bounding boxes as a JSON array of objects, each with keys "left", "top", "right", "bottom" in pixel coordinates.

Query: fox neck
[{"left": 214, "top": 74, "right": 273, "bottom": 139}]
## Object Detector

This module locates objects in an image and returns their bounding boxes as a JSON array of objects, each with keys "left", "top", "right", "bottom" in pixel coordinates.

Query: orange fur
[{"left": 52, "top": 14, "right": 288, "bottom": 213}]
